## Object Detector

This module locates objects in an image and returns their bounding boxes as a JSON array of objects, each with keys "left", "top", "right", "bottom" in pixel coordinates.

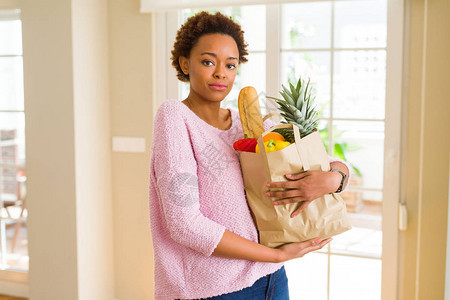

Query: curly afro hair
[{"left": 171, "top": 11, "right": 249, "bottom": 82}]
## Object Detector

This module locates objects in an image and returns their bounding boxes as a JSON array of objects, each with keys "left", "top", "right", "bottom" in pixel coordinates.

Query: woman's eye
[
  {"left": 227, "top": 64, "right": 236, "bottom": 70},
  {"left": 202, "top": 60, "right": 214, "bottom": 66}
]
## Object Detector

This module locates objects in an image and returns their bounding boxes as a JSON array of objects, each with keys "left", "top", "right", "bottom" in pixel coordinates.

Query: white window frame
[{"left": 152, "top": 1, "right": 404, "bottom": 299}]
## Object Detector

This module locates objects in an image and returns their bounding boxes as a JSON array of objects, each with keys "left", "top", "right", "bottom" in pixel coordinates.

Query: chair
[{"left": 3, "top": 170, "right": 27, "bottom": 254}]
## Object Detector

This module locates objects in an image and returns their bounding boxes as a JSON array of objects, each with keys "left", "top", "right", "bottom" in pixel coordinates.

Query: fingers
[
  {"left": 321, "top": 238, "right": 333, "bottom": 247},
  {"left": 303, "top": 237, "right": 332, "bottom": 254},
  {"left": 279, "top": 237, "right": 333, "bottom": 261},
  {"left": 308, "top": 237, "right": 330, "bottom": 247},
  {"left": 267, "top": 171, "right": 326, "bottom": 189},
  {"left": 315, "top": 238, "right": 332, "bottom": 251},
  {"left": 271, "top": 196, "right": 306, "bottom": 205},
  {"left": 266, "top": 171, "right": 312, "bottom": 189},
  {"left": 266, "top": 179, "right": 303, "bottom": 190},
  {"left": 308, "top": 237, "right": 323, "bottom": 246},
  {"left": 285, "top": 171, "right": 310, "bottom": 180}
]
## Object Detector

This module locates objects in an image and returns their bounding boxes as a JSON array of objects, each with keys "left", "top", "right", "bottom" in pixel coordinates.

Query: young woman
[{"left": 149, "top": 11, "right": 350, "bottom": 300}]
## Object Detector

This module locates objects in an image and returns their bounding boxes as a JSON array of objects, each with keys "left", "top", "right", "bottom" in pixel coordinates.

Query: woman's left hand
[{"left": 266, "top": 170, "right": 341, "bottom": 218}]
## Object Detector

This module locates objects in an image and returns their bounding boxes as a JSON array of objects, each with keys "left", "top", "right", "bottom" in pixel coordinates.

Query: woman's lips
[{"left": 209, "top": 84, "right": 227, "bottom": 91}]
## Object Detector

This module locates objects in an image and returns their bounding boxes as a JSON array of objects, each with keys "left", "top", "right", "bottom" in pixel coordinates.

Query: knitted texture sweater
[{"left": 148, "top": 99, "right": 347, "bottom": 299}]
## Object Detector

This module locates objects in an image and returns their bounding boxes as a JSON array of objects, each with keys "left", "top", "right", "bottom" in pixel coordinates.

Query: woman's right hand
[{"left": 275, "top": 237, "right": 332, "bottom": 263}]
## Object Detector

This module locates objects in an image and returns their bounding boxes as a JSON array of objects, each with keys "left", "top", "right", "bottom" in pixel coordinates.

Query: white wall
[
  {"left": 22, "top": 0, "right": 79, "bottom": 297},
  {"left": 72, "top": 0, "right": 115, "bottom": 299},
  {"left": 108, "top": 0, "right": 154, "bottom": 299},
  {"left": 21, "top": 0, "right": 114, "bottom": 298}
]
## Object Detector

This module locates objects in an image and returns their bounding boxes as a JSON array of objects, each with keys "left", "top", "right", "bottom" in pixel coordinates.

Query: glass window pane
[
  {"left": 333, "top": 50, "right": 386, "bottom": 119},
  {"left": 0, "top": 166, "right": 19, "bottom": 201},
  {"left": 318, "top": 119, "right": 332, "bottom": 154},
  {"left": 342, "top": 188, "right": 383, "bottom": 214},
  {"left": 239, "top": 6, "right": 265, "bottom": 51},
  {"left": 281, "top": 2, "right": 331, "bottom": 49},
  {"left": 4, "top": 218, "right": 28, "bottom": 271},
  {"left": 0, "top": 57, "right": 24, "bottom": 111},
  {"left": 333, "top": 120, "right": 384, "bottom": 190},
  {"left": 330, "top": 255, "right": 381, "bottom": 300},
  {"left": 0, "top": 165, "right": 28, "bottom": 270},
  {"left": 181, "top": 6, "right": 265, "bottom": 52},
  {"left": 280, "top": 51, "right": 331, "bottom": 118},
  {"left": 182, "top": 7, "right": 231, "bottom": 22},
  {"left": 331, "top": 215, "right": 382, "bottom": 258},
  {"left": 285, "top": 253, "right": 328, "bottom": 300},
  {"left": 180, "top": 81, "right": 189, "bottom": 102},
  {"left": 221, "top": 52, "right": 266, "bottom": 113},
  {"left": 334, "top": 0, "right": 387, "bottom": 48},
  {"left": 0, "top": 112, "right": 26, "bottom": 166},
  {"left": 0, "top": 20, "right": 22, "bottom": 55},
  {"left": 327, "top": 120, "right": 383, "bottom": 258},
  {"left": 0, "top": 199, "right": 28, "bottom": 271}
]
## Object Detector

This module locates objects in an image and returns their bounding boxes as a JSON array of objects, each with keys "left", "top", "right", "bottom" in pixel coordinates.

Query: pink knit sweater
[{"left": 148, "top": 99, "right": 347, "bottom": 299}]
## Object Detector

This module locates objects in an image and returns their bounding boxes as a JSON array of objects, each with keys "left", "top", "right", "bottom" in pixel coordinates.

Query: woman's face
[{"left": 179, "top": 33, "right": 239, "bottom": 103}]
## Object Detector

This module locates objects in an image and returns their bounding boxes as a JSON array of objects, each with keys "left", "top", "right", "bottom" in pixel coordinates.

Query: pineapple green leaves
[{"left": 267, "top": 77, "right": 320, "bottom": 139}]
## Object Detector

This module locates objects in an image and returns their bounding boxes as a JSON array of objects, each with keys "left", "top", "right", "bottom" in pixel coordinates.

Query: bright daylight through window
[
  {"left": 0, "top": 8, "right": 28, "bottom": 272},
  {"left": 179, "top": 1, "right": 387, "bottom": 299}
]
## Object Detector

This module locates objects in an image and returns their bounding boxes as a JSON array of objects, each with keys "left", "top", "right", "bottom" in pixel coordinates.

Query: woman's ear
[{"left": 179, "top": 56, "right": 189, "bottom": 75}]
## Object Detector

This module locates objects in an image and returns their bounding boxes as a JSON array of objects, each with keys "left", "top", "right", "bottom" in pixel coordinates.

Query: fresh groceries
[
  {"left": 257, "top": 140, "right": 276, "bottom": 153},
  {"left": 233, "top": 135, "right": 258, "bottom": 152},
  {"left": 263, "top": 132, "right": 285, "bottom": 143},
  {"left": 233, "top": 77, "right": 351, "bottom": 247},
  {"left": 238, "top": 86, "right": 265, "bottom": 139},
  {"left": 233, "top": 76, "right": 318, "bottom": 152},
  {"left": 233, "top": 134, "right": 291, "bottom": 154},
  {"left": 267, "top": 77, "right": 319, "bottom": 142},
  {"left": 275, "top": 140, "right": 291, "bottom": 151},
  {"left": 255, "top": 139, "right": 291, "bottom": 153},
  {"left": 234, "top": 87, "right": 292, "bottom": 153}
]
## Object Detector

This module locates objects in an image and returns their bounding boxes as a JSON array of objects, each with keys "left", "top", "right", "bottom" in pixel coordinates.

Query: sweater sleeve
[
  {"left": 263, "top": 116, "right": 277, "bottom": 131},
  {"left": 151, "top": 101, "right": 226, "bottom": 256},
  {"left": 262, "top": 117, "right": 350, "bottom": 190}
]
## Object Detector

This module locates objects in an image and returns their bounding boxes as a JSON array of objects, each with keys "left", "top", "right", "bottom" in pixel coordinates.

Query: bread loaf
[{"left": 238, "top": 86, "right": 265, "bottom": 138}]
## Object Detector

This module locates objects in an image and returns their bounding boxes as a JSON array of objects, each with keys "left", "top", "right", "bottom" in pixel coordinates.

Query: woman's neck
[{"left": 184, "top": 95, "right": 224, "bottom": 125}]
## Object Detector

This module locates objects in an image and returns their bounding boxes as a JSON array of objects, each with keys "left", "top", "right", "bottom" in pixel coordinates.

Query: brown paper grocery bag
[{"left": 238, "top": 123, "right": 352, "bottom": 248}]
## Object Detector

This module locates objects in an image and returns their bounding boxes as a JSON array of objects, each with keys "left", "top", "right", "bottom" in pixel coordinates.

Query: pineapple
[{"left": 267, "top": 76, "right": 319, "bottom": 143}]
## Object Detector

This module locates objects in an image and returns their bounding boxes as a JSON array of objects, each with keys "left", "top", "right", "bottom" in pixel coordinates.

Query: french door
[{"left": 154, "top": 1, "right": 404, "bottom": 298}]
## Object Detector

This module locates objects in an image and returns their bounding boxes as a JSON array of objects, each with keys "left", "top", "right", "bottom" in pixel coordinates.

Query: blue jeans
[{"left": 200, "top": 266, "right": 290, "bottom": 300}]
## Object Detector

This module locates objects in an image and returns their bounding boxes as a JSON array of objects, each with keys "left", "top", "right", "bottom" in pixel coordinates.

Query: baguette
[{"left": 238, "top": 86, "right": 265, "bottom": 138}]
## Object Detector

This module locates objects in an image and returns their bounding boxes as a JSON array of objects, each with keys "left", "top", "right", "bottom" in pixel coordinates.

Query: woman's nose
[{"left": 213, "top": 65, "right": 226, "bottom": 79}]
